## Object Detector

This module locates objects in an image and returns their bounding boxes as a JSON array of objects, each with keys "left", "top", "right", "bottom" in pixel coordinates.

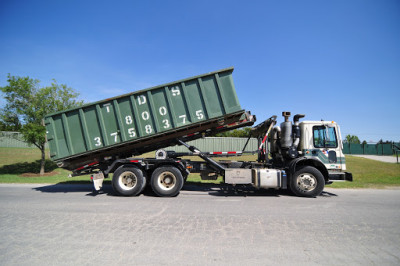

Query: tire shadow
[
  {"left": 183, "top": 182, "right": 287, "bottom": 197},
  {"left": 33, "top": 183, "right": 114, "bottom": 197},
  {"left": 33, "top": 182, "right": 336, "bottom": 198},
  {"left": 320, "top": 190, "right": 338, "bottom": 197}
]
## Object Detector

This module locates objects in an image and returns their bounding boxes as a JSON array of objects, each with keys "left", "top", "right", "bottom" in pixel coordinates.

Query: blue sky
[{"left": 0, "top": 0, "right": 399, "bottom": 142}]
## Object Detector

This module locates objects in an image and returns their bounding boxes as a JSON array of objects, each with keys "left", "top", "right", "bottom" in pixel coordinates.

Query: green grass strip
[{"left": 0, "top": 148, "right": 399, "bottom": 188}]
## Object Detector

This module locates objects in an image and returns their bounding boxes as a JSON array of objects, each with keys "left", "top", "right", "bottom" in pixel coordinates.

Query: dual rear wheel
[
  {"left": 150, "top": 166, "right": 184, "bottom": 197},
  {"left": 112, "top": 165, "right": 184, "bottom": 197},
  {"left": 112, "top": 166, "right": 147, "bottom": 197}
]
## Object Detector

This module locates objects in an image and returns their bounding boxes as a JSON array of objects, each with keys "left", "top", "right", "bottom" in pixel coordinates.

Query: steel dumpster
[{"left": 44, "top": 67, "right": 254, "bottom": 170}]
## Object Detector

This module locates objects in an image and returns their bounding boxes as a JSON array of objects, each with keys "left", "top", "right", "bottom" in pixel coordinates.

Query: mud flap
[
  {"left": 91, "top": 172, "right": 105, "bottom": 191},
  {"left": 345, "top": 172, "right": 353, "bottom": 181}
]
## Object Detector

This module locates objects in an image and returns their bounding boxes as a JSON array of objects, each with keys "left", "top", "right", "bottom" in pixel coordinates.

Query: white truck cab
[{"left": 300, "top": 121, "right": 347, "bottom": 172}]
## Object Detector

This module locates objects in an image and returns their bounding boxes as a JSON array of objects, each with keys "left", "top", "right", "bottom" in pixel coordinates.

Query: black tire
[
  {"left": 150, "top": 166, "right": 184, "bottom": 197},
  {"left": 289, "top": 166, "right": 325, "bottom": 197},
  {"left": 112, "top": 166, "right": 146, "bottom": 196}
]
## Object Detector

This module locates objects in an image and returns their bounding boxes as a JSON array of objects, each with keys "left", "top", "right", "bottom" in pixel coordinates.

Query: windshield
[{"left": 313, "top": 126, "right": 337, "bottom": 148}]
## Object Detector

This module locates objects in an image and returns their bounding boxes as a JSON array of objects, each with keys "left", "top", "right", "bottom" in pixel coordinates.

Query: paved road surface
[
  {"left": 352, "top": 155, "right": 399, "bottom": 163},
  {"left": 0, "top": 183, "right": 399, "bottom": 265}
]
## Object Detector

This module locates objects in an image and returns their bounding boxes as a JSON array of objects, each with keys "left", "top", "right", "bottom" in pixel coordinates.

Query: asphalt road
[{"left": 0, "top": 183, "right": 399, "bottom": 266}]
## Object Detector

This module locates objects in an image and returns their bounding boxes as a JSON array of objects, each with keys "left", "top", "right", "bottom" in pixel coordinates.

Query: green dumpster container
[{"left": 44, "top": 67, "right": 254, "bottom": 170}]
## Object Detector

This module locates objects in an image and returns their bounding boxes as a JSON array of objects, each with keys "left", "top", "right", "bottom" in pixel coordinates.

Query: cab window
[{"left": 313, "top": 126, "right": 337, "bottom": 148}]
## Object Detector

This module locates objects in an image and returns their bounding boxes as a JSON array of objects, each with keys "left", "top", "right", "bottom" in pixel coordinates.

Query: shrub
[{"left": 0, "top": 159, "right": 58, "bottom": 174}]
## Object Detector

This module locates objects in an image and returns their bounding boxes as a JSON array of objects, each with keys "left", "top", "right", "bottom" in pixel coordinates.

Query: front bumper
[{"left": 328, "top": 172, "right": 353, "bottom": 182}]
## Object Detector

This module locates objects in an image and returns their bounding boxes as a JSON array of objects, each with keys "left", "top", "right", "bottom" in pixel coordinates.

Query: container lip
[{"left": 44, "top": 66, "right": 235, "bottom": 118}]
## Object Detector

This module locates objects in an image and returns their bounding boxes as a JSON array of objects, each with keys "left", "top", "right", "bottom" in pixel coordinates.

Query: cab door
[
  {"left": 312, "top": 124, "right": 342, "bottom": 170},
  {"left": 335, "top": 124, "right": 346, "bottom": 171}
]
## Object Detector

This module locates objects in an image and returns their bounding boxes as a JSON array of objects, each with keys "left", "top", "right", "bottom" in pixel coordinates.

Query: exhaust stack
[
  {"left": 280, "top": 112, "right": 292, "bottom": 149},
  {"left": 279, "top": 112, "right": 305, "bottom": 159},
  {"left": 292, "top": 114, "right": 305, "bottom": 149}
]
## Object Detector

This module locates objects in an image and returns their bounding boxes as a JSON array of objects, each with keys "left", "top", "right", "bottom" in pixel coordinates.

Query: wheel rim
[
  {"left": 118, "top": 171, "right": 138, "bottom": 190},
  {"left": 157, "top": 171, "right": 176, "bottom": 191},
  {"left": 296, "top": 173, "right": 317, "bottom": 192}
]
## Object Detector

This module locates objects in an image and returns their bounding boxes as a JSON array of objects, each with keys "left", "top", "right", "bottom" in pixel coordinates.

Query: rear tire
[
  {"left": 290, "top": 166, "right": 324, "bottom": 197},
  {"left": 150, "top": 166, "right": 184, "bottom": 197},
  {"left": 112, "top": 166, "right": 146, "bottom": 196}
]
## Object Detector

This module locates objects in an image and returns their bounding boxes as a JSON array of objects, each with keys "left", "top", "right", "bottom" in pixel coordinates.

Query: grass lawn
[
  {"left": 0, "top": 168, "right": 89, "bottom": 183},
  {"left": 0, "top": 147, "right": 91, "bottom": 183},
  {"left": 329, "top": 156, "right": 400, "bottom": 188},
  {"left": 0, "top": 147, "right": 48, "bottom": 166},
  {"left": 0, "top": 147, "right": 399, "bottom": 188}
]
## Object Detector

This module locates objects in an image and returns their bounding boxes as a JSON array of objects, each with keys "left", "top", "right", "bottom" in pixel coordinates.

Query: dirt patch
[{"left": 19, "top": 171, "right": 60, "bottom": 177}]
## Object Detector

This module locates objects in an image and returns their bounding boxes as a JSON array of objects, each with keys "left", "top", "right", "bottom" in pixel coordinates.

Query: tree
[
  {"left": 0, "top": 74, "right": 83, "bottom": 175},
  {"left": 214, "top": 127, "right": 251, "bottom": 137},
  {"left": 0, "top": 108, "right": 21, "bottom": 131},
  {"left": 345, "top": 134, "right": 361, "bottom": 144}
]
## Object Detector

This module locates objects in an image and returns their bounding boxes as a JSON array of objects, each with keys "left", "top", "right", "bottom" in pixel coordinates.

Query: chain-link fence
[
  {"left": 0, "top": 131, "right": 50, "bottom": 149},
  {"left": 166, "top": 137, "right": 258, "bottom": 153},
  {"left": 0, "top": 131, "right": 33, "bottom": 148}
]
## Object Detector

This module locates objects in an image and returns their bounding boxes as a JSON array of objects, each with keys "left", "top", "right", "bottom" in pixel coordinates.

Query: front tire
[
  {"left": 150, "top": 166, "right": 184, "bottom": 197},
  {"left": 290, "top": 166, "right": 325, "bottom": 197},
  {"left": 112, "top": 166, "right": 146, "bottom": 196}
]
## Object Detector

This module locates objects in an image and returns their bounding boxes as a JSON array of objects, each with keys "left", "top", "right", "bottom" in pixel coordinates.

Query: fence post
[{"left": 392, "top": 142, "right": 394, "bottom": 155}]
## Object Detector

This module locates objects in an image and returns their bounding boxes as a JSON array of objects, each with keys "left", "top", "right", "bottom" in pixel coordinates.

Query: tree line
[{"left": 344, "top": 135, "right": 396, "bottom": 145}]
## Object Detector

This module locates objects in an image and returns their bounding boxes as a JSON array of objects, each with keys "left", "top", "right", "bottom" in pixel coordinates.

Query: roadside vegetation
[
  {"left": 0, "top": 147, "right": 399, "bottom": 188},
  {"left": 329, "top": 156, "right": 400, "bottom": 188}
]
